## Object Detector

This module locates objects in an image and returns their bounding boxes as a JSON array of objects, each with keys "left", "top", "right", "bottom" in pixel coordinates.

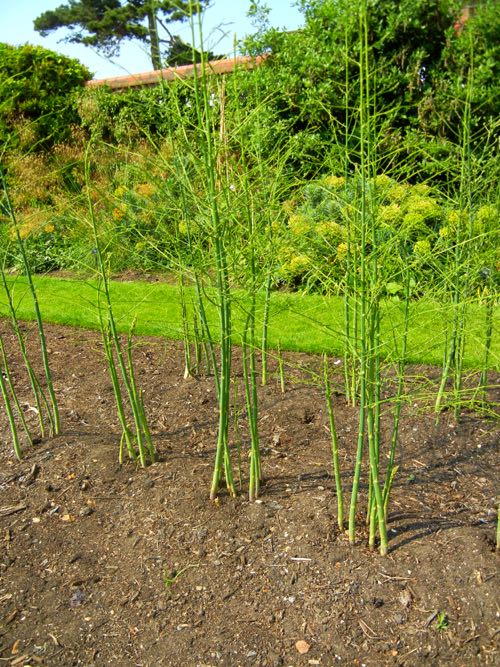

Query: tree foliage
[
  {"left": 242, "top": 0, "right": 499, "bottom": 182},
  {"left": 0, "top": 42, "right": 91, "bottom": 149},
  {"left": 34, "top": 0, "right": 211, "bottom": 70}
]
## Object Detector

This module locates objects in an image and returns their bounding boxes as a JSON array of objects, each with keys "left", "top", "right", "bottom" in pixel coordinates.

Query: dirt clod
[{"left": 295, "top": 639, "right": 311, "bottom": 654}]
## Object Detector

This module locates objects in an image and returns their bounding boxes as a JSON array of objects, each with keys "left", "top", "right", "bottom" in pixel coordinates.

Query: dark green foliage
[
  {"left": 0, "top": 43, "right": 91, "bottom": 149},
  {"left": 34, "top": 0, "right": 210, "bottom": 70},
  {"left": 77, "top": 83, "right": 185, "bottom": 142},
  {"left": 426, "top": 1, "right": 499, "bottom": 136},
  {"left": 71, "top": 1, "right": 498, "bottom": 187},
  {"left": 166, "top": 35, "right": 220, "bottom": 67},
  {"left": 77, "top": 69, "right": 221, "bottom": 143},
  {"left": 241, "top": 0, "right": 499, "bottom": 183}
]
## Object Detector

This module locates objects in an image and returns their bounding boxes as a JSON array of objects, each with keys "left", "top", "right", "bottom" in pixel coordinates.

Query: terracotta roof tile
[{"left": 86, "top": 55, "right": 267, "bottom": 90}]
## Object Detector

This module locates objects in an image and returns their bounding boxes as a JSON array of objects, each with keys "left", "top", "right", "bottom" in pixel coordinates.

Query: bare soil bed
[{"left": 0, "top": 320, "right": 498, "bottom": 666}]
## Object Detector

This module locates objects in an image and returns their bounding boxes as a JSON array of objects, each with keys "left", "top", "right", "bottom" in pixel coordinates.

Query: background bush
[
  {"left": 275, "top": 173, "right": 499, "bottom": 295},
  {"left": 0, "top": 0, "right": 498, "bottom": 286},
  {"left": 241, "top": 0, "right": 499, "bottom": 184},
  {"left": 0, "top": 43, "right": 91, "bottom": 150}
]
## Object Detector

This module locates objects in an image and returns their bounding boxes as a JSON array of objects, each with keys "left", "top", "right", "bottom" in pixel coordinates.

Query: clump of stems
[
  {"left": 0, "top": 171, "right": 60, "bottom": 436},
  {"left": 343, "top": 0, "right": 397, "bottom": 555},
  {"left": 0, "top": 269, "right": 55, "bottom": 439},
  {"left": 243, "top": 313, "right": 261, "bottom": 501},
  {"left": 188, "top": 1, "right": 235, "bottom": 499},
  {"left": 84, "top": 147, "right": 156, "bottom": 466},
  {"left": 261, "top": 273, "right": 272, "bottom": 386},
  {"left": 0, "top": 336, "right": 32, "bottom": 459}
]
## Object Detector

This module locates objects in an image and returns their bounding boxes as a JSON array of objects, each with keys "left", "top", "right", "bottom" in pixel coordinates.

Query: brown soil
[{"left": 0, "top": 320, "right": 498, "bottom": 667}]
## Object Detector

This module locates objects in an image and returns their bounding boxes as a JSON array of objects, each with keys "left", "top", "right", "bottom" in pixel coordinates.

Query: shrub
[
  {"left": 242, "top": 0, "right": 499, "bottom": 184},
  {"left": 0, "top": 42, "right": 91, "bottom": 150},
  {"left": 77, "top": 79, "right": 200, "bottom": 144},
  {"left": 275, "top": 174, "right": 446, "bottom": 292}
]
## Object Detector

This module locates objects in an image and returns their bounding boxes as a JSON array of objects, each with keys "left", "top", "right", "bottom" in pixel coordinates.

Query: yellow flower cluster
[
  {"left": 402, "top": 212, "right": 426, "bottom": 234},
  {"left": 441, "top": 206, "right": 496, "bottom": 239},
  {"left": 136, "top": 183, "right": 156, "bottom": 197},
  {"left": 378, "top": 203, "right": 401, "bottom": 226},
  {"left": 374, "top": 174, "right": 392, "bottom": 190},
  {"left": 476, "top": 205, "right": 496, "bottom": 226},
  {"left": 441, "top": 209, "right": 465, "bottom": 237},
  {"left": 321, "top": 175, "right": 345, "bottom": 190},
  {"left": 287, "top": 254, "right": 311, "bottom": 274},
  {"left": 411, "top": 183, "right": 431, "bottom": 197},
  {"left": 446, "top": 209, "right": 462, "bottom": 227},
  {"left": 112, "top": 205, "right": 127, "bottom": 221},
  {"left": 316, "top": 220, "right": 343, "bottom": 239},
  {"left": 336, "top": 241, "right": 348, "bottom": 259},
  {"left": 387, "top": 183, "right": 409, "bottom": 203},
  {"left": 282, "top": 199, "right": 297, "bottom": 215},
  {"left": 271, "top": 219, "right": 282, "bottom": 233},
  {"left": 10, "top": 211, "right": 55, "bottom": 240},
  {"left": 413, "top": 239, "right": 431, "bottom": 256},
  {"left": 407, "top": 196, "right": 440, "bottom": 220},
  {"left": 289, "top": 214, "right": 311, "bottom": 236},
  {"left": 114, "top": 186, "right": 127, "bottom": 198}
]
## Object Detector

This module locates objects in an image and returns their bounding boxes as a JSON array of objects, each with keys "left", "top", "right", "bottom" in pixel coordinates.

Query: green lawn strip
[{"left": 1, "top": 275, "right": 498, "bottom": 370}]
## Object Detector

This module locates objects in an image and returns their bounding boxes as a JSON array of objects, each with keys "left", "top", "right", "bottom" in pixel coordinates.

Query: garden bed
[{"left": 0, "top": 321, "right": 498, "bottom": 666}]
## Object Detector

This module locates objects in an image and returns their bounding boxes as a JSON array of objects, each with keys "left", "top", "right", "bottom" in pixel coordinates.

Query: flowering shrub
[
  {"left": 106, "top": 180, "right": 184, "bottom": 270},
  {"left": 435, "top": 203, "right": 499, "bottom": 293},
  {"left": 275, "top": 174, "right": 446, "bottom": 291},
  {"left": 4, "top": 209, "right": 76, "bottom": 273},
  {"left": 275, "top": 172, "right": 499, "bottom": 294}
]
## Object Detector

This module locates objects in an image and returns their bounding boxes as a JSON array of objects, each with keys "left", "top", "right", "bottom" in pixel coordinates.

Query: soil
[{"left": 0, "top": 320, "right": 498, "bottom": 667}]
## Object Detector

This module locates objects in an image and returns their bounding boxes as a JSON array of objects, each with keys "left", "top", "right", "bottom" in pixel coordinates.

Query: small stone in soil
[
  {"left": 80, "top": 507, "right": 93, "bottom": 517},
  {"left": 69, "top": 590, "right": 86, "bottom": 607},
  {"left": 295, "top": 639, "right": 310, "bottom": 654},
  {"left": 194, "top": 528, "right": 208, "bottom": 542}
]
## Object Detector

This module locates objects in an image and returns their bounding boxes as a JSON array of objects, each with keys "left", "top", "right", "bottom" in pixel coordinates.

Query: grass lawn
[{"left": 0, "top": 274, "right": 498, "bottom": 369}]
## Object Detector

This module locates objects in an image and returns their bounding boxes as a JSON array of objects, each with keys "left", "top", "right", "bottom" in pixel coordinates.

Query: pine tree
[{"left": 34, "top": 0, "right": 211, "bottom": 70}]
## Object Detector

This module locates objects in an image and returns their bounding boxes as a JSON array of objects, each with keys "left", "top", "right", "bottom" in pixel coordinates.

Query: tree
[{"left": 34, "top": 0, "right": 211, "bottom": 71}]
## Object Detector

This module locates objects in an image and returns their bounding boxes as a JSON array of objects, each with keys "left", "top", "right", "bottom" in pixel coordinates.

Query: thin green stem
[
  {"left": 0, "top": 337, "right": 33, "bottom": 446},
  {"left": 0, "top": 338, "right": 23, "bottom": 459},
  {"left": 0, "top": 175, "right": 60, "bottom": 435},
  {"left": 261, "top": 272, "right": 272, "bottom": 386},
  {"left": 324, "top": 354, "right": 344, "bottom": 531}
]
